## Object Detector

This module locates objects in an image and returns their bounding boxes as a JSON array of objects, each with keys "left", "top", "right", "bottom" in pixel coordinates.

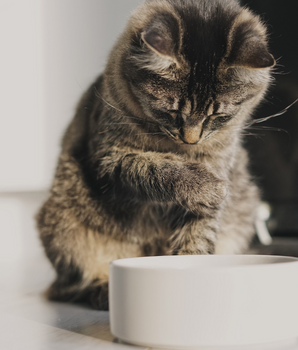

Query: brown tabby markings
[{"left": 37, "top": 0, "right": 275, "bottom": 310}]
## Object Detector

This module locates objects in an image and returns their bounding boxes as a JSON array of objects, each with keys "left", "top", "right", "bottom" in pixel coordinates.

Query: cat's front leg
[
  {"left": 99, "top": 147, "right": 227, "bottom": 216},
  {"left": 169, "top": 212, "right": 221, "bottom": 255}
]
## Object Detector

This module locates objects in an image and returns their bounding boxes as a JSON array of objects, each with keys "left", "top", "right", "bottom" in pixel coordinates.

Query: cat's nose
[{"left": 180, "top": 125, "right": 202, "bottom": 144}]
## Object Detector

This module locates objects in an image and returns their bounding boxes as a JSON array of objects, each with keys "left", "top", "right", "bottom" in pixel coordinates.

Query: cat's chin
[
  {"left": 180, "top": 142, "right": 199, "bottom": 147},
  {"left": 170, "top": 139, "right": 201, "bottom": 147},
  {"left": 179, "top": 137, "right": 206, "bottom": 147},
  {"left": 178, "top": 137, "right": 199, "bottom": 146}
]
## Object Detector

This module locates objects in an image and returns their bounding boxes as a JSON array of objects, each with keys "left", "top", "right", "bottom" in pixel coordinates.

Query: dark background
[{"left": 242, "top": 0, "right": 298, "bottom": 238}]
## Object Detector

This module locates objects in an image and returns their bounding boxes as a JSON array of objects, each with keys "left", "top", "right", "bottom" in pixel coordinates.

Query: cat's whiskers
[
  {"left": 204, "top": 124, "right": 258, "bottom": 139},
  {"left": 246, "top": 125, "right": 289, "bottom": 135},
  {"left": 218, "top": 129, "right": 259, "bottom": 137},
  {"left": 156, "top": 136, "right": 167, "bottom": 145},
  {"left": 214, "top": 102, "right": 297, "bottom": 136},
  {"left": 245, "top": 98, "right": 298, "bottom": 127},
  {"left": 94, "top": 87, "right": 123, "bottom": 113},
  {"left": 95, "top": 88, "right": 161, "bottom": 127},
  {"left": 121, "top": 115, "right": 160, "bottom": 126},
  {"left": 98, "top": 129, "right": 109, "bottom": 135},
  {"left": 159, "top": 126, "right": 179, "bottom": 142},
  {"left": 103, "top": 122, "right": 142, "bottom": 126},
  {"left": 137, "top": 132, "right": 166, "bottom": 136},
  {"left": 212, "top": 138, "right": 225, "bottom": 147},
  {"left": 217, "top": 122, "right": 262, "bottom": 136}
]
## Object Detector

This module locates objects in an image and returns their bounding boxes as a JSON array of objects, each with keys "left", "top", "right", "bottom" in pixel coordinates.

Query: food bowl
[{"left": 109, "top": 255, "right": 298, "bottom": 349}]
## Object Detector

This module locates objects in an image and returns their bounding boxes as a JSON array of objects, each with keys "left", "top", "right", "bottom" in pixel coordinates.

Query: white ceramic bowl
[{"left": 109, "top": 255, "right": 298, "bottom": 349}]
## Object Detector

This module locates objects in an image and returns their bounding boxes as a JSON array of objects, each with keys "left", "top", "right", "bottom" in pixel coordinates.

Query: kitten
[{"left": 37, "top": 0, "right": 275, "bottom": 310}]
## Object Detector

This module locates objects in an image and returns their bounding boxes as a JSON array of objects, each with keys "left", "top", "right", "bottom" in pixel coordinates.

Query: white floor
[
  {"left": 0, "top": 254, "right": 149, "bottom": 350},
  {"left": 1, "top": 255, "right": 298, "bottom": 350}
]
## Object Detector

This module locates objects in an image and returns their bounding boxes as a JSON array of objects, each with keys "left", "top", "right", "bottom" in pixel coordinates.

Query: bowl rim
[{"left": 110, "top": 254, "right": 298, "bottom": 272}]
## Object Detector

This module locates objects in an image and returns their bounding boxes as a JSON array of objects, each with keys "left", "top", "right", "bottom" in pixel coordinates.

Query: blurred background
[
  {"left": 0, "top": 0, "right": 297, "bottom": 263},
  {"left": 242, "top": 0, "right": 298, "bottom": 255}
]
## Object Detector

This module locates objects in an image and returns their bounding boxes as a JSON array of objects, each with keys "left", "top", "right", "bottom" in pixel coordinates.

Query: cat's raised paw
[
  {"left": 200, "top": 177, "right": 227, "bottom": 207},
  {"left": 180, "top": 163, "right": 227, "bottom": 214}
]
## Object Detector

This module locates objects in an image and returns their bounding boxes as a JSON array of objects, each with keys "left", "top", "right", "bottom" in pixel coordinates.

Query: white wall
[
  {"left": 0, "top": 0, "right": 141, "bottom": 192},
  {"left": 0, "top": 0, "right": 141, "bottom": 261}
]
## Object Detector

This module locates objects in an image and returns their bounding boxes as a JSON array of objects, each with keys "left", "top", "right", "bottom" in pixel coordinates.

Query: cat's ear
[
  {"left": 228, "top": 37, "right": 275, "bottom": 69},
  {"left": 139, "top": 15, "right": 181, "bottom": 72},
  {"left": 141, "top": 27, "right": 174, "bottom": 58},
  {"left": 227, "top": 14, "right": 275, "bottom": 69}
]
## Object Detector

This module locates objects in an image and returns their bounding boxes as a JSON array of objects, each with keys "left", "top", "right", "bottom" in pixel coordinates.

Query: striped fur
[{"left": 37, "top": 0, "right": 275, "bottom": 310}]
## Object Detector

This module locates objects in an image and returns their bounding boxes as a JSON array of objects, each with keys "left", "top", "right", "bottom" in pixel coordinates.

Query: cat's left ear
[
  {"left": 142, "top": 27, "right": 173, "bottom": 57},
  {"left": 140, "top": 14, "right": 181, "bottom": 71},
  {"left": 227, "top": 15, "right": 275, "bottom": 69}
]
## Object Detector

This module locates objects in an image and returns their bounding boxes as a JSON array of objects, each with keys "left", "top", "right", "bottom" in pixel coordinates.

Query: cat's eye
[
  {"left": 203, "top": 115, "right": 212, "bottom": 127},
  {"left": 203, "top": 114, "right": 230, "bottom": 127},
  {"left": 208, "top": 113, "right": 227, "bottom": 121},
  {"left": 206, "top": 114, "right": 233, "bottom": 125}
]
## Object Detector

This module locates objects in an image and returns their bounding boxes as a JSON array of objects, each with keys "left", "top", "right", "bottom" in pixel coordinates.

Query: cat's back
[{"left": 61, "top": 75, "right": 104, "bottom": 159}]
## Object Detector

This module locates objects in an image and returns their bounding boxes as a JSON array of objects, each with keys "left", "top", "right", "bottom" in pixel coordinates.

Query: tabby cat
[{"left": 37, "top": 0, "right": 275, "bottom": 310}]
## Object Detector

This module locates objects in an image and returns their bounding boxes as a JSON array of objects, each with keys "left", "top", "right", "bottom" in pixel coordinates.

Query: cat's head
[{"left": 118, "top": 0, "right": 275, "bottom": 145}]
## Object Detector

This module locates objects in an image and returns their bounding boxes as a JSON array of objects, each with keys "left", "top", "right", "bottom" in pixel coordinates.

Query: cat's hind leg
[{"left": 37, "top": 202, "right": 142, "bottom": 310}]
